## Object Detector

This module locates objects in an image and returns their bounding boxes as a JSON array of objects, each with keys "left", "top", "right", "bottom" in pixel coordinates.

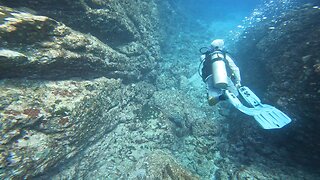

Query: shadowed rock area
[
  {"left": 0, "top": 1, "right": 199, "bottom": 178},
  {"left": 0, "top": 2, "right": 211, "bottom": 179},
  {"left": 0, "top": 77, "right": 125, "bottom": 178},
  {"left": 1, "top": 0, "right": 320, "bottom": 179},
  {"left": 223, "top": 3, "right": 320, "bottom": 177},
  {"left": 0, "top": 2, "right": 159, "bottom": 81}
]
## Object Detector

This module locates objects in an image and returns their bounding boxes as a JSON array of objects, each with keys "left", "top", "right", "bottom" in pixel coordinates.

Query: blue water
[
  {"left": 1, "top": 0, "right": 320, "bottom": 179},
  {"left": 175, "top": 0, "right": 319, "bottom": 43},
  {"left": 171, "top": 0, "right": 320, "bottom": 177},
  {"left": 174, "top": 0, "right": 265, "bottom": 39}
]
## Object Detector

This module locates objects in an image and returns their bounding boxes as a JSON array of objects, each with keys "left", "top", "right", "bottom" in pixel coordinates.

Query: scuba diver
[
  {"left": 200, "top": 39, "right": 241, "bottom": 106},
  {"left": 198, "top": 39, "right": 292, "bottom": 129}
]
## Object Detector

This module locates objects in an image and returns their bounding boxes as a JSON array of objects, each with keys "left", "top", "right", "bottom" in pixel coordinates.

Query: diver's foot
[
  {"left": 208, "top": 97, "right": 218, "bottom": 106},
  {"left": 219, "top": 90, "right": 228, "bottom": 101},
  {"left": 219, "top": 94, "right": 227, "bottom": 101}
]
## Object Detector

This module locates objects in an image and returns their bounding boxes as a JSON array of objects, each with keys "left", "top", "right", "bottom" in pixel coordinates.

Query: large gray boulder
[
  {"left": 0, "top": 4, "right": 162, "bottom": 178},
  {"left": 226, "top": 3, "right": 320, "bottom": 176},
  {"left": 0, "top": 0, "right": 162, "bottom": 80},
  {"left": 0, "top": 77, "right": 124, "bottom": 178},
  {"left": 0, "top": 5, "right": 158, "bottom": 80}
]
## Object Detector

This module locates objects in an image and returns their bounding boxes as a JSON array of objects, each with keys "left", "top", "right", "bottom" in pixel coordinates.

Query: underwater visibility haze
[{"left": 0, "top": 0, "right": 320, "bottom": 179}]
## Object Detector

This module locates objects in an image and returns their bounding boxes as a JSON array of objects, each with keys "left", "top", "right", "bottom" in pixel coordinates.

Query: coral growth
[{"left": 23, "top": 108, "right": 40, "bottom": 118}]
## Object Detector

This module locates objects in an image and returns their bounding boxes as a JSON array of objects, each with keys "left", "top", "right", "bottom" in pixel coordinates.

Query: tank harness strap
[
  {"left": 211, "top": 51, "right": 225, "bottom": 62},
  {"left": 222, "top": 51, "right": 230, "bottom": 67},
  {"left": 212, "top": 51, "right": 232, "bottom": 75}
]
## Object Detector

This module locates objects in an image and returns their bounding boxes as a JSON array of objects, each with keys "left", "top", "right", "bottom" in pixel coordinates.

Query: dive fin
[
  {"left": 252, "top": 104, "right": 291, "bottom": 129},
  {"left": 225, "top": 87, "right": 291, "bottom": 129},
  {"left": 238, "top": 86, "right": 261, "bottom": 107}
]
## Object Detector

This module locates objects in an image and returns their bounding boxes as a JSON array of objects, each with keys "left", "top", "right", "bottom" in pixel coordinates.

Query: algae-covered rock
[
  {"left": 0, "top": 77, "right": 129, "bottom": 178},
  {"left": 0, "top": 0, "right": 162, "bottom": 80},
  {"left": 152, "top": 89, "right": 208, "bottom": 137},
  {"left": 0, "top": 49, "right": 28, "bottom": 68},
  {"left": 234, "top": 5, "right": 320, "bottom": 116},
  {"left": 1, "top": 0, "right": 160, "bottom": 46},
  {"left": 225, "top": 3, "right": 320, "bottom": 177},
  {"left": 0, "top": 5, "right": 154, "bottom": 80},
  {"left": 129, "top": 150, "right": 200, "bottom": 179},
  {"left": 0, "top": 2, "right": 192, "bottom": 178}
]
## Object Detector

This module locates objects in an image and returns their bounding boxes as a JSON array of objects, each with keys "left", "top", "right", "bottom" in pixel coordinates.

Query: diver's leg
[
  {"left": 226, "top": 77, "right": 239, "bottom": 96},
  {"left": 206, "top": 75, "right": 223, "bottom": 106}
]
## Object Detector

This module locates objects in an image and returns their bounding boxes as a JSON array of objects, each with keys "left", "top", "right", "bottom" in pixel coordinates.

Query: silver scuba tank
[{"left": 212, "top": 53, "right": 228, "bottom": 89}]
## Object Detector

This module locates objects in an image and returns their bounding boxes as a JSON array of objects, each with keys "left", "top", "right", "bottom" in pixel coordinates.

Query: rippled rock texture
[
  {"left": 0, "top": 2, "right": 164, "bottom": 178},
  {"left": 228, "top": 3, "right": 320, "bottom": 175},
  {"left": 0, "top": 1, "right": 160, "bottom": 81},
  {"left": 0, "top": 2, "right": 210, "bottom": 179},
  {"left": 0, "top": 6, "right": 129, "bottom": 80},
  {"left": 2, "top": 0, "right": 319, "bottom": 179},
  {"left": 0, "top": 77, "right": 125, "bottom": 178},
  {"left": 1, "top": 0, "right": 160, "bottom": 47}
]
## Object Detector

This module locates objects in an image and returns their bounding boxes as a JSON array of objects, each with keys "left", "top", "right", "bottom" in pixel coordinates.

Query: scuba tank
[{"left": 211, "top": 52, "right": 228, "bottom": 89}]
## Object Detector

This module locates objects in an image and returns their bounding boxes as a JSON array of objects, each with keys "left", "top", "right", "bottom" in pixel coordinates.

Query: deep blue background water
[
  {"left": 174, "top": 0, "right": 319, "bottom": 42},
  {"left": 177, "top": 0, "right": 264, "bottom": 20},
  {"left": 174, "top": 0, "right": 265, "bottom": 39}
]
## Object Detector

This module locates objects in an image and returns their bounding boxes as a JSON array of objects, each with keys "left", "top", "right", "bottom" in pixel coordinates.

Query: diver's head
[{"left": 211, "top": 39, "right": 224, "bottom": 50}]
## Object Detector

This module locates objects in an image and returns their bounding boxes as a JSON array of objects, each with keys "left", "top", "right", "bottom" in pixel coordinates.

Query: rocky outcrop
[
  {"left": 229, "top": 3, "right": 320, "bottom": 172},
  {"left": 152, "top": 89, "right": 210, "bottom": 137},
  {"left": 0, "top": 77, "right": 161, "bottom": 178},
  {"left": 3, "top": 0, "right": 320, "bottom": 179},
  {"left": 42, "top": 105, "right": 202, "bottom": 179},
  {"left": 0, "top": 77, "right": 121, "bottom": 178},
  {"left": 1, "top": 0, "right": 160, "bottom": 47},
  {"left": 0, "top": 6, "right": 157, "bottom": 80},
  {"left": 0, "top": 3, "right": 164, "bottom": 178},
  {"left": 0, "top": 0, "right": 161, "bottom": 80},
  {"left": 0, "top": 2, "right": 208, "bottom": 178},
  {"left": 129, "top": 150, "right": 200, "bottom": 179}
]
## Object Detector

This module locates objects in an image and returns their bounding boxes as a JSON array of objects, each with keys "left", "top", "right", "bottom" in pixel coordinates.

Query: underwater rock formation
[
  {"left": 0, "top": 2, "right": 208, "bottom": 179},
  {"left": 0, "top": 77, "right": 168, "bottom": 179},
  {"left": 0, "top": 0, "right": 161, "bottom": 80},
  {"left": 1, "top": 0, "right": 160, "bottom": 46},
  {"left": 0, "top": 77, "right": 128, "bottom": 178},
  {"left": 129, "top": 150, "right": 200, "bottom": 179},
  {"left": 152, "top": 89, "right": 208, "bottom": 137},
  {"left": 0, "top": 2, "right": 164, "bottom": 178},
  {"left": 229, "top": 3, "right": 320, "bottom": 173},
  {"left": 0, "top": 6, "right": 154, "bottom": 81},
  {"left": 2, "top": 0, "right": 319, "bottom": 179},
  {"left": 36, "top": 103, "right": 203, "bottom": 179}
]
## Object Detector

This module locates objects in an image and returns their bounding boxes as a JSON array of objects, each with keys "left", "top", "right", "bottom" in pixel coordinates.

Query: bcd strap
[
  {"left": 210, "top": 50, "right": 226, "bottom": 62},
  {"left": 211, "top": 50, "right": 232, "bottom": 76}
]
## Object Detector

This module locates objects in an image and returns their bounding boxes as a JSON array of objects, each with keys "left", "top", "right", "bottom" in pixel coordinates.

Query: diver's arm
[{"left": 225, "top": 54, "right": 241, "bottom": 84}]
